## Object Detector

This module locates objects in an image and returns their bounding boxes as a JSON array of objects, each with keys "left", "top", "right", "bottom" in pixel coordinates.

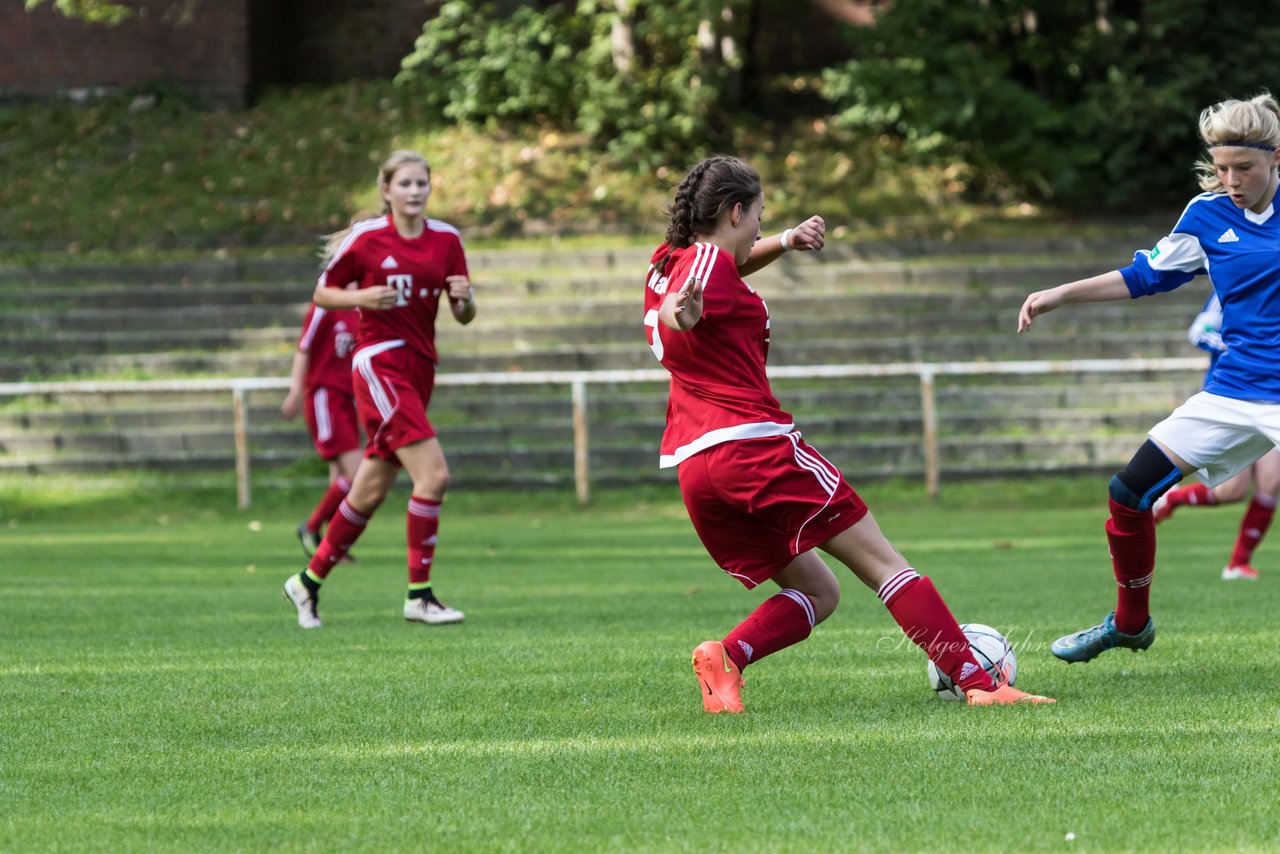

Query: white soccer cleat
[
  {"left": 1222, "top": 564, "right": 1259, "bottom": 581},
  {"left": 283, "top": 574, "right": 322, "bottom": 629},
  {"left": 403, "top": 596, "right": 465, "bottom": 625}
]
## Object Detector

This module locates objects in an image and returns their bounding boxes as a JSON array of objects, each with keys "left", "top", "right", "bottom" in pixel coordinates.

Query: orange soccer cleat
[
  {"left": 691, "top": 640, "right": 745, "bottom": 714},
  {"left": 966, "top": 683, "right": 1056, "bottom": 706}
]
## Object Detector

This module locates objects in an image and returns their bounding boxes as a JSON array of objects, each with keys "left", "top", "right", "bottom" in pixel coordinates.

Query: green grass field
[{"left": 3, "top": 476, "right": 1278, "bottom": 851}]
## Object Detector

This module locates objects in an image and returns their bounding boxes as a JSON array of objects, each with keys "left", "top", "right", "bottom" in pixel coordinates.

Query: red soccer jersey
[
  {"left": 297, "top": 304, "right": 359, "bottom": 394},
  {"left": 643, "top": 242, "right": 795, "bottom": 468},
  {"left": 319, "top": 215, "right": 468, "bottom": 364}
]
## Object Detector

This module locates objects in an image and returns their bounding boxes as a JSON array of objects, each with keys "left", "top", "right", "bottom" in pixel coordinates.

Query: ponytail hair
[
  {"left": 657, "top": 155, "right": 761, "bottom": 273},
  {"left": 1195, "top": 92, "right": 1280, "bottom": 193},
  {"left": 320, "top": 149, "right": 432, "bottom": 263}
]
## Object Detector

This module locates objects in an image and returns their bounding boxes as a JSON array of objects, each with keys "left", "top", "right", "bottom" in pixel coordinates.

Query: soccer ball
[{"left": 927, "top": 623, "right": 1017, "bottom": 701}]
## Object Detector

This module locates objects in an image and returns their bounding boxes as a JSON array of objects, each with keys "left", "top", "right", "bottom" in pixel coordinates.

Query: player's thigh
[
  {"left": 1149, "top": 392, "right": 1273, "bottom": 488},
  {"left": 678, "top": 451, "right": 793, "bottom": 589}
]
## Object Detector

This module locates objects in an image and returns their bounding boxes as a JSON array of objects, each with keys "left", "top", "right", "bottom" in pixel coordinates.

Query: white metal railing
[{"left": 0, "top": 356, "right": 1208, "bottom": 507}]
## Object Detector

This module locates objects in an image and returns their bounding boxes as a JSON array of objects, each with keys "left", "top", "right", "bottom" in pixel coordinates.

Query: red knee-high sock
[
  {"left": 1167, "top": 482, "right": 1216, "bottom": 509},
  {"left": 879, "top": 569, "right": 995, "bottom": 693},
  {"left": 1229, "top": 494, "right": 1276, "bottom": 569},
  {"left": 1106, "top": 497, "right": 1155, "bottom": 634},
  {"left": 306, "top": 475, "right": 351, "bottom": 533},
  {"left": 407, "top": 497, "right": 441, "bottom": 594},
  {"left": 722, "top": 589, "right": 815, "bottom": 672},
  {"left": 307, "top": 498, "right": 370, "bottom": 580}
]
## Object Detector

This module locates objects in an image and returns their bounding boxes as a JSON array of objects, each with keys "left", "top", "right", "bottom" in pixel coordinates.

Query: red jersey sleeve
[{"left": 296, "top": 304, "right": 325, "bottom": 354}]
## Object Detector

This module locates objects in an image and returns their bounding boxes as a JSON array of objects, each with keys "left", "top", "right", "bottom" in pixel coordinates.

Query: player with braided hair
[
  {"left": 645, "top": 155, "right": 1055, "bottom": 712},
  {"left": 1019, "top": 91, "right": 1280, "bottom": 662}
]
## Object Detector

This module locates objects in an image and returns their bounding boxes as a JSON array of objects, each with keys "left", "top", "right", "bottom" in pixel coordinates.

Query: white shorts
[{"left": 1148, "top": 392, "right": 1280, "bottom": 488}]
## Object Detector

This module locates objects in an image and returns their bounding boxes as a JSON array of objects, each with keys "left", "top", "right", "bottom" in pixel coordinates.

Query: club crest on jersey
[
  {"left": 1218, "top": 228, "right": 1240, "bottom": 244},
  {"left": 381, "top": 255, "right": 400, "bottom": 269}
]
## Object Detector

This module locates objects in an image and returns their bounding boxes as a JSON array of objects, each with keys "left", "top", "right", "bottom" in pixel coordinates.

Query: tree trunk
[{"left": 610, "top": 0, "right": 635, "bottom": 77}]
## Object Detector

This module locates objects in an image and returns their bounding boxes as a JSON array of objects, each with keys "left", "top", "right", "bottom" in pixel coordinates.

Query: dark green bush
[{"left": 822, "top": 0, "right": 1280, "bottom": 208}]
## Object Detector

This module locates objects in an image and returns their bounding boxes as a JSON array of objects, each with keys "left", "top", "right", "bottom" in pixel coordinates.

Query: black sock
[{"left": 299, "top": 571, "right": 321, "bottom": 595}]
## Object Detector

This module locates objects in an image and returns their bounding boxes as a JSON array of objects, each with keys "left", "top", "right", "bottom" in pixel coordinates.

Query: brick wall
[
  {"left": 0, "top": 0, "right": 438, "bottom": 107},
  {"left": 0, "top": 0, "right": 250, "bottom": 106}
]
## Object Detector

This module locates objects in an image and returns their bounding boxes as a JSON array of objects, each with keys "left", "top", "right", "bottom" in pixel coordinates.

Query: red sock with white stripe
[
  {"left": 407, "top": 497, "right": 441, "bottom": 597},
  {"left": 307, "top": 498, "right": 370, "bottom": 581},
  {"left": 1229, "top": 494, "right": 1276, "bottom": 569},
  {"left": 878, "top": 568, "right": 995, "bottom": 693},
  {"left": 305, "top": 475, "right": 351, "bottom": 533},
  {"left": 1166, "top": 482, "right": 1216, "bottom": 509},
  {"left": 1106, "top": 497, "right": 1155, "bottom": 634},
  {"left": 722, "top": 589, "right": 815, "bottom": 672}
]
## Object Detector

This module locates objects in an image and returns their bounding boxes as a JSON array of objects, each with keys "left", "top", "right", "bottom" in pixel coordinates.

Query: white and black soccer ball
[{"left": 927, "top": 623, "right": 1017, "bottom": 701}]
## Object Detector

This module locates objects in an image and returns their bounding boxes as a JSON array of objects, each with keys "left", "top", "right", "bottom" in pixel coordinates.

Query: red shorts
[
  {"left": 677, "top": 432, "right": 869, "bottom": 589},
  {"left": 304, "top": 386, "right": 361, "bottom": 460},
  {"left": 352, "top": 342, "right": 437, "bottom": 465}
]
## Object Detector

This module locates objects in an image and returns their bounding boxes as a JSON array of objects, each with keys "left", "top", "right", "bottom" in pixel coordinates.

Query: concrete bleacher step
[{"left": 0, "top": 237, "right": 1218, "bottom": 485}]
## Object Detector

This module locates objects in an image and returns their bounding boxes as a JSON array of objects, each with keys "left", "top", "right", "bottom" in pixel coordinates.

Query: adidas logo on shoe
[
  {"left": 1218, "top": 228, "right": 1239, "bottom": 244},
  {"left": 381, "top": 255, "right": 400, "bottom": 269}
]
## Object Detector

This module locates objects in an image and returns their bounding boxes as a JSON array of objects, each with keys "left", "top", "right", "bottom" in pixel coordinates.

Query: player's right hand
[
  {"left": 1017, "top": 287, "right": 1063, "bottom": 333},
  {"left": 363, "top": 285, "right": 398, "bottom": 310}
]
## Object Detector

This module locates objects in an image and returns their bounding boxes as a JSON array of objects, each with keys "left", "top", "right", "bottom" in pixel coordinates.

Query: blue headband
[{"left": 1211, "top": 140, "right": 1278, "bottom": 151}]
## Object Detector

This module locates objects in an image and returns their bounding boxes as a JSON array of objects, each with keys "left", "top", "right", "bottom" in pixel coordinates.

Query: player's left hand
[
  {"left": 788, "top": 215, "right": 826, "bottom": 252},
  {"left": 446, "top": 275, "right": 473, "bottom": 302}
]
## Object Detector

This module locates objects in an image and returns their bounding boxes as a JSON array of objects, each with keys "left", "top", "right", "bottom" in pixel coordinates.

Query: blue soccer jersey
[{"left": 1120, "top": 191, "right": 1280, "bottom": 401}]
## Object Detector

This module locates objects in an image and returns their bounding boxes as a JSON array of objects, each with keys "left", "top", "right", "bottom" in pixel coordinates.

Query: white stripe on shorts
[
  {"left": 353, "top": 340, "right": 405, "bottom": 420},
  {"left": 788, "top": 433, "right": 842, "bottom": 554},
  {"left": 313, "top": 387, "right": 332, "bottom": 442}
]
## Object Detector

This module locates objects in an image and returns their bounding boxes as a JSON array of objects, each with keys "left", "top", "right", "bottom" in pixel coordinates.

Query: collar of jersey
[{"left": 1243, "top": 201, "right": 1275, "bottom": 225}]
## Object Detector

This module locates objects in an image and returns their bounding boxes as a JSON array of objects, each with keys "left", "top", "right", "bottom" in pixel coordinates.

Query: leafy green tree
[
  {"left": 822, "top": 0, "right": 1280, "bottom": 207},
  {"left": 398, "top": 0, "right": 755, "bottom": 168},
  {"left": 25, "top": 0, "right": 200, "bottom": 25},
  {"left": 24, "top": 0, "right": 135, "bottom": 24},
  {"left": 397, "top": 1, "right": 587, "bottom": 125}
]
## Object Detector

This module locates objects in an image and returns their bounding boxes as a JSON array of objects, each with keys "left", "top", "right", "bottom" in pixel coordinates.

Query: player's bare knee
[
  {"left": 414, "top": 470, "right": 450, "bottom": 499},
  {"left": 1110, "top": 440, "right": 1183, "bottom": 511},
  {"left": 812, "top": 585, "right": 839, "bottom": 624}
]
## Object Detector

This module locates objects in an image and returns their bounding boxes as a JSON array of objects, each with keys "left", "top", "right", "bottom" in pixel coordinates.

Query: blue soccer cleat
[{"left": 1051, "top": 611, "right": 1155, "bottom": 663}]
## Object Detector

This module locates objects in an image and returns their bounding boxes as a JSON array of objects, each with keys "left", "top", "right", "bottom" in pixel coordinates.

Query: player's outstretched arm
[
  {"left": 739, "top": 215, "right": 825, "bottom": 277},
  {"left": 1017, "top": 269, "right": 1129, "bottom": 333}
]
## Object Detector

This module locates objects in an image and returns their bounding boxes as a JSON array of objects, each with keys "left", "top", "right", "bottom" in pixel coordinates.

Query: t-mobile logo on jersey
[{"left": 386, "top": 274, "right": 414, "bottom": 306}]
